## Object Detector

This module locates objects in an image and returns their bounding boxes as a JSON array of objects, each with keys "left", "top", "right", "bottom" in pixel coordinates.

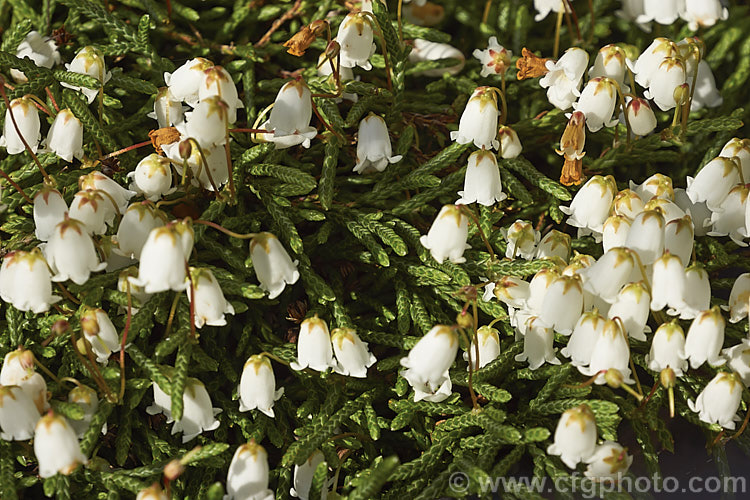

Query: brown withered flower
[
  {"left": 148, "top": 127, "right": 181, "bottom": 154},
  {"left": 283, "top": 20, "right": 329, "bottom": 57},
  {"left": 557, "top": 111, "right": 586, "bottom": 161},
  {"left": 560, "top": 157, "right": 584, "bottom": 186},
  {"left": 516, "top": 47, "right": 551, "bottom": 80}
]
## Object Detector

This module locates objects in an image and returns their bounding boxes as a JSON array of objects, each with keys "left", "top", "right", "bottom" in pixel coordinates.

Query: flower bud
[
  {"left": 561, "top": 310, "right": 605, "bottom": 367},
  {"left": 145, "top": 377, "right": 221, "bottom": 443},
  {"left": 688, "top": 372, "right": 742, "bottom": 429},
  {"left": 450, "top": 86, "right": 500, "bottom": 150},
  {"left": 163, "top": 460, "right": 185, "bottom": 481},
  {"left": 457, "top": 149, "right": 507, "bottom": 206},
  {"left": 128, "top": 154, "right": 174, "bottom": 202},
  {"left": 34, "top": 411, "right": 87, "bottom": 477},
  {"left": 574, "top": 77, "right": 618, "bottom": 132},
  {"left": 353, "top": 113, "right": 402, "bottom": 174},
  {"left": 239, "top": 355, "right": 283, "bottom": 417},
  {"left": 546, "top": 404, "right": 597, "bottom": 469},
  {"left": 561, "top": 175, "right": 617, "bottom": 236},
  {"left": 226, "top": 440, "right": 273, "bottom": 500},
  {"left": 337, "top": 13, "right": 376, "bottom": 70},
  {"left": 626, "top": 97, "right": 657, "bottom": 136},
  {"left": 473, "top": 36, "right": 511, "bottom": 77},
  {"left": 0, "top": 385, "right": 41, "bottom": 440},
  {"left": 684, "top": 306, "right": 726, "bottom": 369},
  {"left": 259, "top": 79, "right": 317, "bottom": 149},
  {"left": 498, "top": 126, "right": 522, "bottom": 159},
  {"left": 80, "top": 307, "right": 121, "bottom": 363},
  {"left": 43, "top": 108, "right": 83, "bottom": 162},
  {"left": 464, "top": 325, "right": 500, "bottom": 370},
  {"left": 0, "top": 97, "right": 41, "bottom": 154},
  {"left": 33, "top": 186, "right": 68, "bottom": 242},
  {"left": 250, "top": 232, "right": 300, "bottom": 299},
  {"left": 46, "top": 215, "right": 107, "bottom": 285},
  {"left": 0, "top": 249, "right": 61, "bottom": 313},
  {"left": 164, "top": 57, "right": 214, "bottom": 106},
  {"left": 290, "top": 316, "right": 337, "bottom": 372},
  {"left": 129, "top": 225, "right": 188, "bottom": 294},
  {"left": 400, "top": 325, "right": 458, "bottom": 402},
  {"left": 584, "top": 442, "right": 633, "bottom": 481},
  {"left": 515, "top": 317, "right": 561, "bottom": 370},
  {"left": 420, "top": 205, "right": 470, "bottom": 264}
]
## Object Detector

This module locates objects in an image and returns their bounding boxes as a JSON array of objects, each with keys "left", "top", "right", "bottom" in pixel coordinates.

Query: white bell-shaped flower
[
  {"left": 0, "top": 348, "right": 48, "bottom": 413},
  {"left": 708, "top": 185, "right": 748, "bottom": 246},
  {"left": 546, "top": 404, "right": 597, "bottom": 469},
  {"left": 148, "top": 87, "right": 184, "bottom": 128},
  {"left": 515, "top": 317, "right": 561, "bottom": 370},
  {"left": 162, "top": 138, "right": 229, "bottom": 192},
  {"left": 602, "top": 216, "right": 631, "bottom": 253},
  {"left": 498, "top": 126, "right": 522, "bottom": 159},
  {"left": 560, "top": 175, "right": 616, "bottom": 235},
  {"left": 0, "top": 249, "right": 60, "bottom": 313},
  {"left": 608, "top": 281, "right": 650, "bottom": 341},
  {"left": 68, "top": 189, "right": 115, "bottom": 235},
  {"left": 0, "top": 385, "right": 41, "bottom": 440},
  {"left": 67, "top": 384, "right": 99, "bottom": 438},
  {"left": 128, "top": 154, "right": 174, "bottom": 202},
  {"left": 463, "top": 326, "right": 500, "bottom": 370},
  {"left": 646, "top": 321, "right": 687, "bottom": 376},
  {"left": 636, "top": 0, "right": 681, "bottom": 25},
  {"left": 724, "top": 340, "right": 750, "bottom": 387},
  {"left": 225, "top": 440, "right": 274, "bottom": 500},
  {"left": 663, "top": 215, "right": 694, "bottom": 267},
  {"left": 353, "top": 113, "right": 402, "bottom": 174},
  {"left": 34, "top": 412, "right": 87, "bottom": 477},
  {"left": 684, "top": 306, "right": 726, "bottom": 369},
  {"left": 589, "top": 45, "right": 629, "bottom": 87},
  {"left": 145, "top": 377, "right": 221, "bottom": 443},
  {"left": 43, "top": 108, "right": 83, "bottom": 162},
  {"left": 114, "top": 203, "right": 166, "bottom": 260},
  {"left": 538, "top": 275, "right": 583, "bottom": 335},
  {"left": 574, "top": 77, "right": 619, "bottom": 132},
  {"left": 409, "top": 39, "right": 466, "bottom": 77},
  {"left": 78, "top": 171, "right": 136, "bottom": 214},
  {"left": 198, "top": 65, "right": 243, "bottom": 123},
  {"left": 503, "top": 220, "right": 540, "bottom": 260},
  {"left": 629, "top": 173, "right": 674, "bottom": 202},
  {"left": 400, "top": 325, "right": 458, "bottom": 402},
  {"left": 317, "top": 53, "right": 357, "bottom": 103},
  {"left": 238, "top": 355, "right": 283, "bottom": 418},
  {"left": 539, "top": 48, "right": 588, "bottom": 110},
  {"left": 290, "top": 450, "right": 326, "bottom": 500},
  {"left": 165, "top": 57, "right": 214, "bottom": 106},
  {"left": 584, "top": 442, "right": 633, "bottom": 481},
  {"left": 472, "top": 36, "right": 511, "bottom": 78},
  {"left": 688, "top": 372, "right": 742, "bottom": 429},
  {"left": 674, "top": 187, "right": 711, "bottom": 236},
  {"left": 137, "top": 484, "right": 168, "bottom": 500},
  {"left": 259, "top": 79, "right": 317, "bottom": 149},
  {"left": 533, "top": 0, "right": 572, "bottom": 21},
  {"left": 643, "top": 197, "right": 684, "bottom": 223},
  {"left": 457, "top": 149, "right": 507, "bottom": 206},
  {"left": 719, "top": 137, "right": 750, "bottom": 183},
  {"left": 686, "top": 156, "right": 740, "bottom": 211},
  {"left": 332, "top": 328, "right": 377, "bottom": 378},
  {"left": 690, "top": 60, "right": 723, "bottom": 111},
  {"left": 623, "top": 209, "right": 665, "bottom": 265},
  {"left": 579, "top": 319, "right": 633, "bottom": 384},
  {"left": 645, "top": 57, "right": 686, "bottom": 111},
  {"left": 536, "top": 230, "right": 572, "bottom": 261},
  {"left": 420, "top": 205, "right": 470, "bottom": 264},
  {"left": 633, "top": 38, "right": 678, "bottom": 88},
  {"left": 250, "top": 232, "right": 300, "bottom": 299},
  {"left": 46, "top": 215, "right": 106, "bottom": 285},
  {"left": 0, "top": 97, "right": 41, "bottom": 155},
  {"left": 80, "top": 306, "right": 121, "bottom": 363},
  {"left": 183, "top": 96, "right": 229, "bottom": 148},
  {"left": 186, "top": 268, "right": 235, "bottom": 328},
  {"left": 129, "top": 225, "right": 188, "bottom": 293},
  {"left": 626, "top": 97, "right": 657, "bottom": 136},
  {"left": 727, "top": 273, "right": 750, "bottom": 323},
  {"left": 611, "top": 189, "right": 645, "bottom": 219},
  {"left": 10, "top": 31, "right": 60, "bottom": 82},
  {"left": 450, "top": 87, "right": 500, "bottom": 149},
  {"left": 561, "top": 310, "right": 605, "bottom": 366},
  {"left": 650, "top": 252, "right": 686, "bottom": 312},
  {"left": 490, "top": 276, "right": 530, "bottom": 308},
  {"left": 33, "top": 187, "right": 68, "bottom": 242},
  {"left": 290, "top": 316, "right": 337, "bottom": 372},
  {"left": 337, "top": 13, "right": 376, "bottom": 70},
  {"left": 680, "top": 0, "right": 728, "bottom": 31},
  {"left": 62, "top": 46, "right": 111, "bottom": 104},
  {"left": 526, "top": 267, "right": 561, "bottom": 313},
  {"left": 677, "top": 264, "right": 710, "bottom": 319},
  {"left": 582, "top": 247, "right": 634, "bottom": 302}
]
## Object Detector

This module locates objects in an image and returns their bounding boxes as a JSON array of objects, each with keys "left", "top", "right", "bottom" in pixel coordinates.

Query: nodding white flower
[
  {"left": 0, "top": 385, "right": 41, "bottom": 440},
  {"left": 420, "top": 205, "right": 470, "bottom": 264},
  {"left": 43, "top": 108, "right": 84, "bottom": 162},
  {"left": 10, "top": 31, "right": 60, "bottom": 82},
  {"left": 0, "top": 97, "right": 41, "bottom": 155},
  {"left": 400, "top": 325, "right": 458, "bottom": 402},
  {"left": 67, "top": 385, "right": 99, "bottom": 438},
  {"left": 165, "top": 57, "right": 214, "bottom": 106},
  {"left": 259, "top": 79, "right": 317, "bottom": 149},
  {"left": 636, "top": 0, "right": 681, "bottom": 25},
  {"left": 547, "top": 404, "right": 597, "bottom": 469},
  {"left": 186, "top": 268, "right": 235, "bottom": 328},
  {"left": 644, "top": 57, "right": 686, "bottom": 111},
  {"left": 162, "top": 139, "right": 229, "bottom": 191},
  {"left": 633, "top": 38, "right": 678, "bottom": 88},
  {"left": 611, "top": 189, "right": 645, "bottom": 219},
  {"left": 561, "top": 310, "right": 605, "bottom": 366},
  {"left": 128, "top": 154, "right": 174, "bottom": 202},
  {"left": 608, "top": 281, "right": 650, "bottom": 341},
  {"left": 663, "top": 215, "right": 694, "bottom": 267},
  {"left": 602, "top": 216, "right": 631, "bottom": 253},
  {"left": 561, "top": 175, "right": 617, "bottom": 236},
  {"left": 46, "top": 215, "right": 106, "bottom": 285},
  {"left": 332, "top": 328, "right": 377, "bottom": 378},
  {"left": 0, "top": 349, "right": 48, "bottom": 414},
  {"left": 623, "top": 209, "right": 665, "bottom": 265},
  {"left": 79, "top": 171, "right": 136, "bottom": 214},
  {"left": 147, "top": 377, "right": 221, "bottom": 443},
  {"left": 574, "top": 77, "right": 619, "bottom": 132},
  {"left": 129, "top": 225, "right": 188, "bottom": 294},
  {"left": 539, "top": 48, "right": 588, "bottom": 110},
  {"left": 337, "top": 13, "right": 376, "bottom": 70},
  {"left": 646, "top": 321, "right": 688, "bottom": 376},
  {"left": 33, "top": 187, "right": 68, "bottom": 242},
  {"left": 526, "top": 267, "right": 561, "bottom": 314},
  {"left": 225, "top": 441, "right": 274, "bottom": 500},
  {"left": 534, "top": 0, "right": 572, "bottom": 21},
  {"left": 582, "top": 247, "right": 635, "bottom": 302},
  {"left": 353, "top": 113, "right": 402, "bottom": 174},
  {"left": 680, "top": 0, "right": 728, "bottom": 31},
  {"left": 80, "top": 306, "right": 121, "bottom": 363},
  {"left": 137, "top": 484, "right": 168, "bottom": 500},
  {"left": 250, "top": 232, "right": 300, "bottom": 299},
  {"left": 684, "top": 306, "right": 726, "bottom": 369},
  {"left": 538, "top": 275, "right": 583, "bottom": 335},
  {"left": 489, "top": 276, "right": 531, "bottom": 308},
  {"left": 464, "top": 326, "right": 500, "bottom": 370},
  {"left": 457, "top": 149, "right": 507, "bottom": 206},
  {"left": 589, "top": 45, "right": 629, "bottom": 88},
  {"left": 629, "top": 172, "right": 674, "bottom": 202},
  {"left": 557, "top": 111, "right": 586, "bottom": 161},
  {"left": 686, "top": 157, "right": 740, "bottom": 211},
  {"left": 503, "top": 220, "right": 540, "bottom": 260},
  {"left": 114, "top": 203, "right": 166, "bottom": 260},
  {"left": 238, "top": 355, "right": 283, "bottom": 418},
  {"left": 563, "top": 253, "right": 596, "bottom": 276},
  {"left": 690, "top": 60, "right": 723, "bottom": 111},
  {"left": 450, "top": 86, "right": 500, "bottom": 149},
  {"left": 720, "top": 137, "right": 750, "bottom": 183},
  {"left": 678, "top": 264, "right": 710, "bottom": 320},
  {"left": 148, "top": 87, "right": 184, "bottom": 128},
  {"left": 727, "top": 273, "right": 750, "bottom": 323},
  {"left": 709, "top": 185, "right": 748, "bottom": 246},
  {"left": 579, "top": 319, "right": 633, "bottom": 385},
  {"left": 643, "top": 197, "right": 685, "bottom": 223},
  {"left": 536, "top": 230, "right": 572, "bottom": 261},
  {"left": 650, "top": 252, "right": 687, "bottom": 313},
  {"left": 290, "top": 316, "right": 337, "bottom": 372},
  {"left": 198, "top": 65, "right": 243, "bottom": 123},
  {"left": 498, "top": 126, "right": 522, "bottom": 159},
  {"left": 291, "top": 450, "right": 326, "bottom": 500},
  {"left": 674, "top": 188, "right": 711, "bottom": 237},
  {"left": 62, "top": 46, "right": 110, "bottom": 102},
  {"left": 69, "top": 189, "right": 116, "bottom": 235},
  {"left": 409, "top": 39, "right": 466, "bottom": 77},
  {"left": 689, "top": 372, "right": 742, "bottom": 429},
  {"left": 183, "top": 95, "right": 230, "bottom": 148},
  {"left": 0, "top": 249, "right": 60, "bottom": 313},
  {"left": 626, "top": 97, "right": 657, "bottom": 136},
  {"left": 473, "top": 36, "right": 511, "bottom": 77},
  {"left": 616, "top": 0, "right": 646, "bottom": 25},
  {"left": 34, "top": 412, "right": 87, "bottom": 477},
  {"left": 515, "top": 317, "right": 561, "bottom": 370},
  {"left": 585, "top": 441, "right": 633, "bottom": 481},
  {"left": 724, "top": 340, "right": 750, "bottom": 387}
]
